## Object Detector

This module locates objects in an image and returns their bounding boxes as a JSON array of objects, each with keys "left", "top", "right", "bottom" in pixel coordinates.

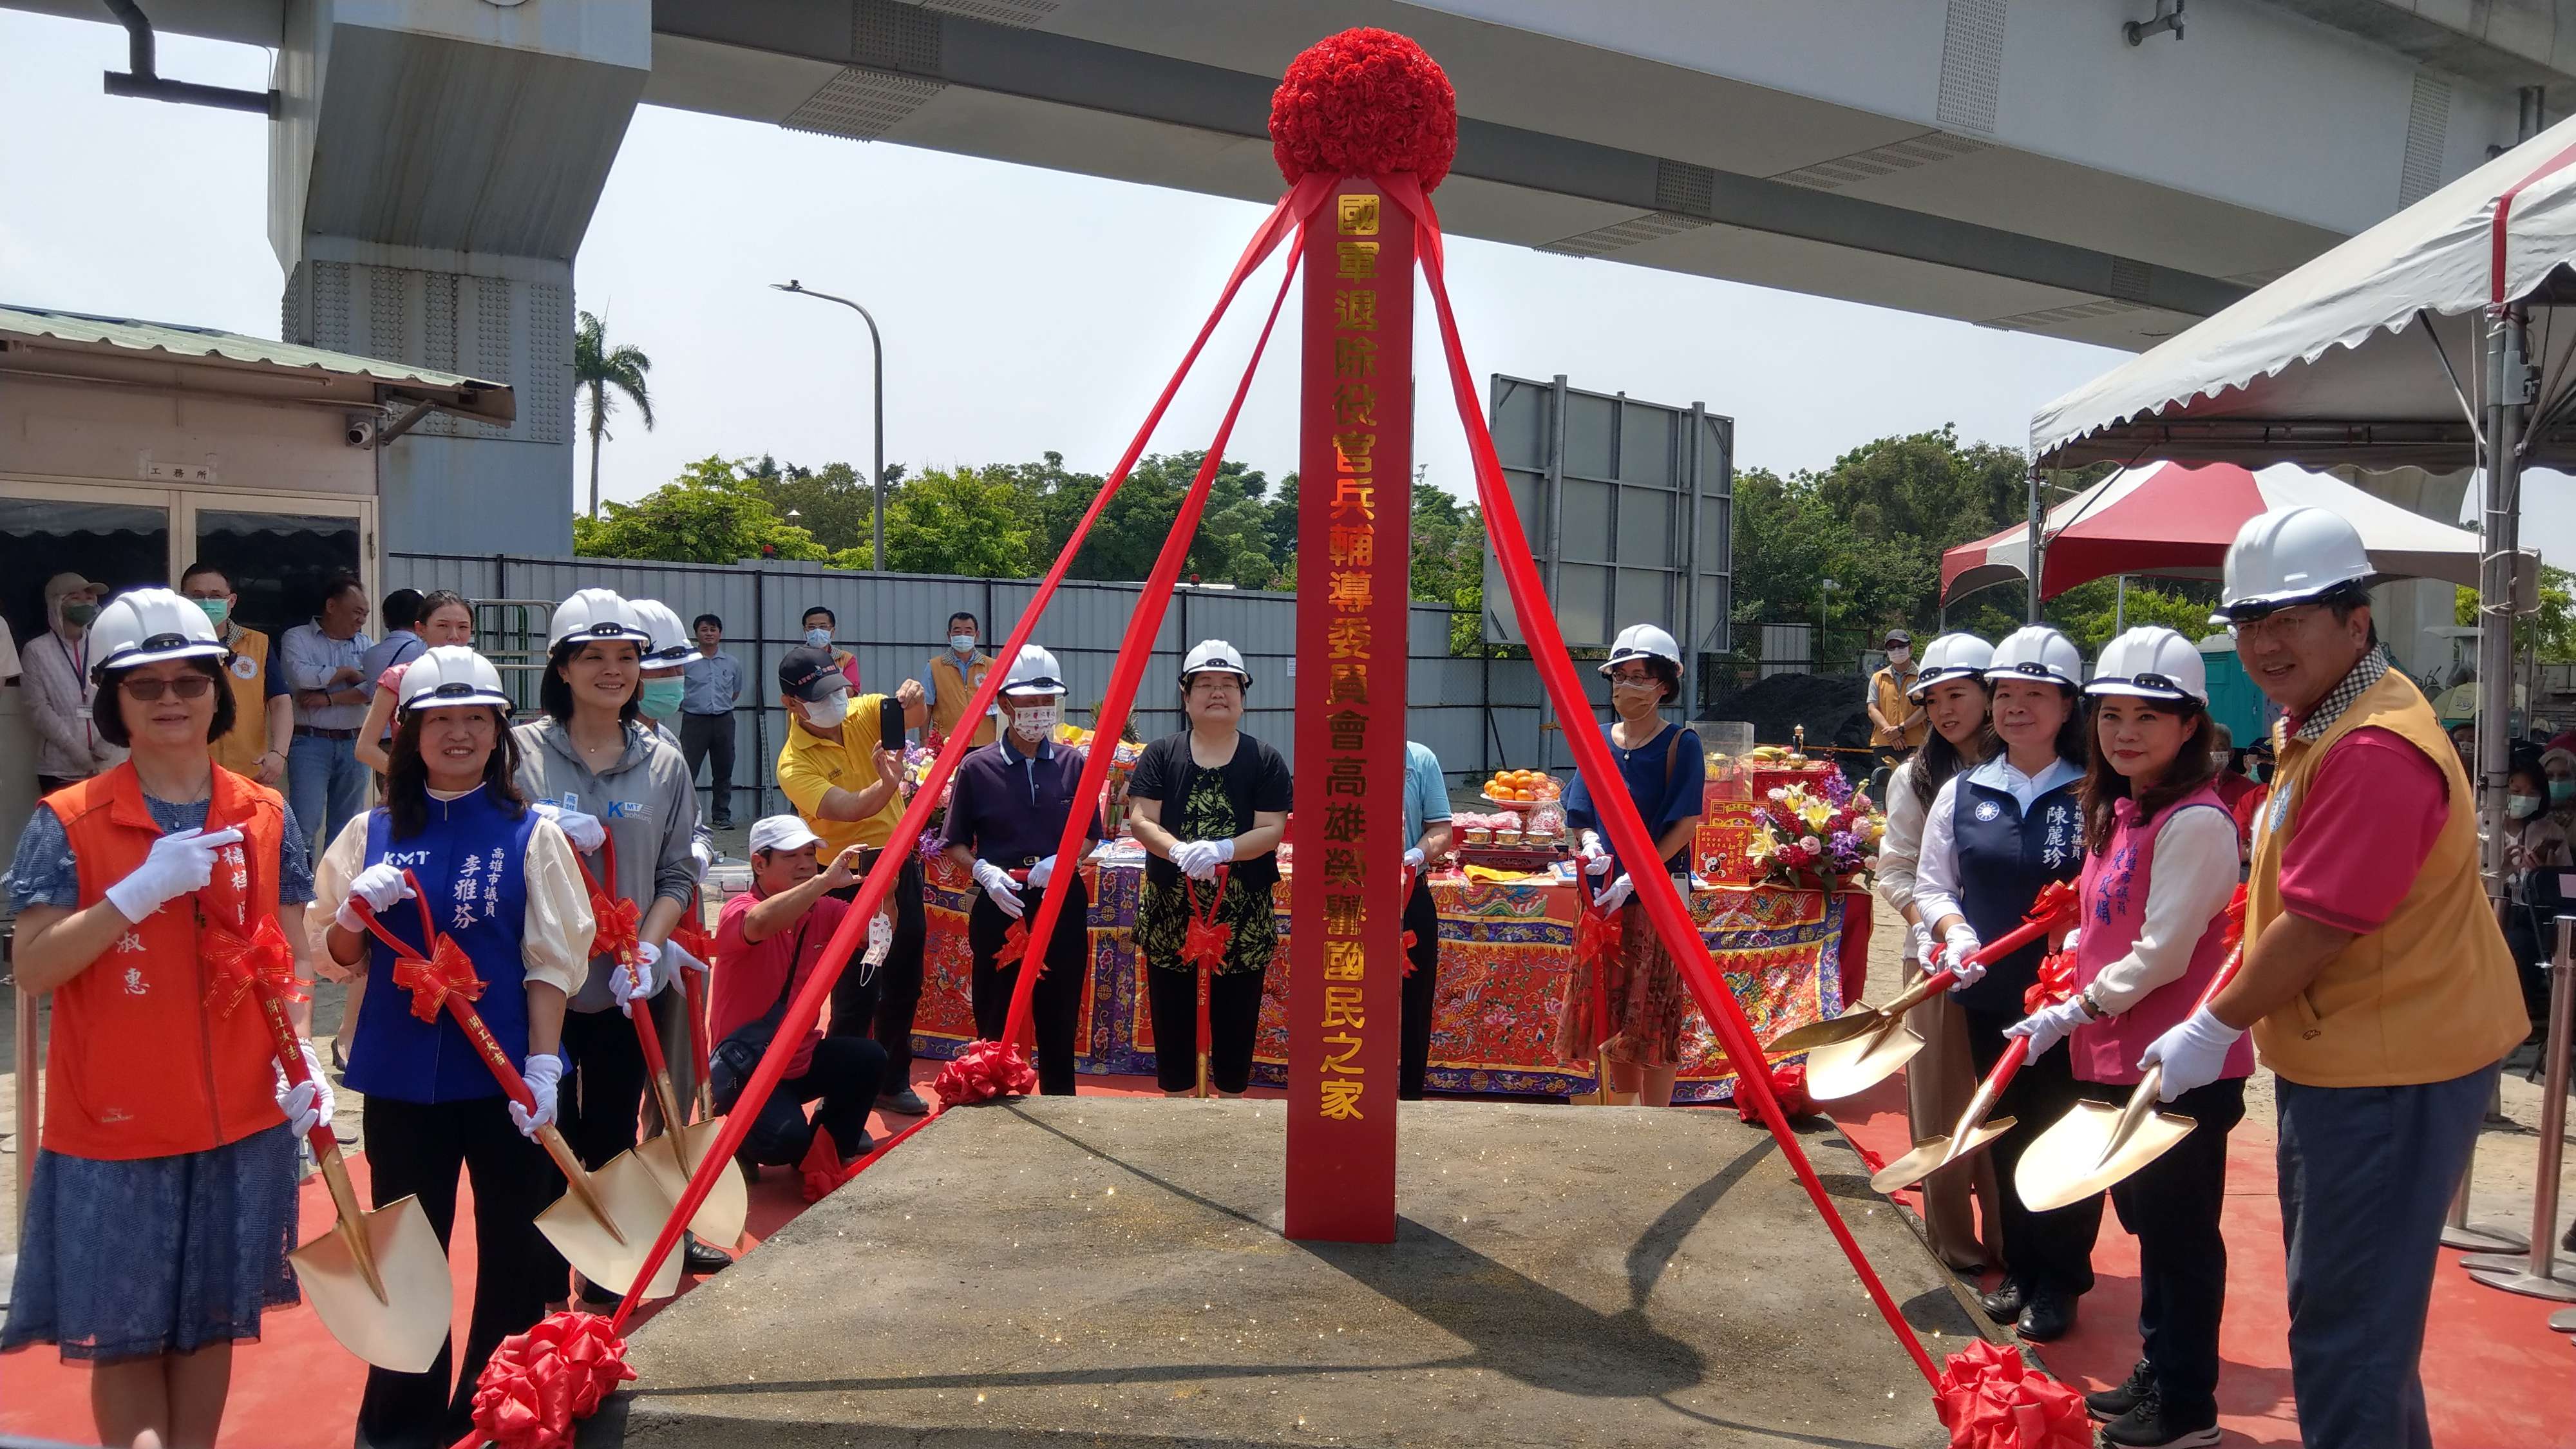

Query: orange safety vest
[
  {"left": 208, "top": 625, "right": 272, "bottom": 777},
  {"left": 930, "top": 652, "right": 997, "bottom": 747},
  {"left": 46, "top": 763, "right": 289, "bottom": 1159},
  {"left": 2246, "top": 668, "right": 2528, "bottom": 1087}
]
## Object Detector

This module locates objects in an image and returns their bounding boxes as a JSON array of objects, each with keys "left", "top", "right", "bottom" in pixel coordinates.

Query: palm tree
[{"left": 574, "top": 309, "right": 655, "bottom": 518}]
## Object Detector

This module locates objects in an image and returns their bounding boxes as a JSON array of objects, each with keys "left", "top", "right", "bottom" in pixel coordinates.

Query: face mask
[
  {"left": 1887, "top": 647, "right": 1910, "bottom": 664},
  {"left": 951, "top": 634, "right": 976, "bottom": 654},
  {"left": 638, "top": 677, "right": 685, "bottom": 719},
  {"left": 60, "top": 601, "right": 97, "bottom": 627},
  {"left": 2210, "top": 752, "right": 2230, "bottom": 770},
  {"left": 1012, "top": 701, "right": 1059, "bottom": 743},
  {"left": 804, "top": 627, "right": 832, "bottom": 649},
  {"left": 2510, "top": 793, "right": 2544, "bottom": 820},
  {"left": 800, "top": 691, "right": 850, "bottom": 729},
  {"left": 2553, "top": 779, "right": 2576, "bottom": 805},
  {"left": 196, "top": 598, "right": 231, "bottom": 628},
  {"left": 2253, "top": 762, "right": 2273, "bottom": 783}
]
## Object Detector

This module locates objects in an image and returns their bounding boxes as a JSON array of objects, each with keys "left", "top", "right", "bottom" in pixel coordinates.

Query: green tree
[
  {"left": 2455, "top": 565, "right": 2576, "bottom": 662},
  {"left": 574, "top": 310, "right": 654, "bottom": 520},
  {"left": 574, "top": 455, "right": 824, "bottom": 564},
  {"left": 834, "top": 464, "right": 1036, "bottom": 577}
]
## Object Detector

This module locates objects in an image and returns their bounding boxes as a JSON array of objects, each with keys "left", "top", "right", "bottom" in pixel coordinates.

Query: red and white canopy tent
[
  {"left": 2029, "top": 106, "right": 2576, "bottom": 902},
  {"left": 1938, "top": 460, "right": 2519, "bottom": 604}
]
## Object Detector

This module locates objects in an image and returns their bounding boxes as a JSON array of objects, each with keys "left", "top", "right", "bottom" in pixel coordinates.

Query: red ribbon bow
[
  {"left": 201, "top": 914, "right": 305, "bottom": 1019},
  {"left": 575, "top": 843, "right": 643, "bottom": 969},
  {"left": 1734, "top": 1064, "right": 1811, "bottom": 1123},
  {"left": 2022, "top": 945, "right": 2079, "bottom": 1015},
  {"left": 1573, "top": 886, "right": 1625, "bottom": 972},
  {"left": 933, "top": 1037, "right": 1039, "bottom": 1106},
  {"left": 1180, "top": 867, "right": 1234, "bottom": 976},
  {"left": 394, "top": 933, "right": 487, "bottom": 1023},
  {"left": 992, "top": 916, "right": 1030, "bottom": 969},
  {"left": 1933, "top": 1339, "right": 2092, "bottom": 1449},
  {"left": 466, "top": 1311, "right": 636, "bottom": 1449},
  {"left": 2025, "top": 878, "right": 2078, "bottom": 931}
]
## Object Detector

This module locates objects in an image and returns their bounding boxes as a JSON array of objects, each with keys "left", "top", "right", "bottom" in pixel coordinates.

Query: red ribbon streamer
[
  {"left": 201, "top": 914, "right": 305, "bottom": 1018},
  {"left": 1383, "top": 170, "right": 1946, "bottom": 1391},
  {"left": 600, "top": 176, "right": 1332, "bottom": 1334}
]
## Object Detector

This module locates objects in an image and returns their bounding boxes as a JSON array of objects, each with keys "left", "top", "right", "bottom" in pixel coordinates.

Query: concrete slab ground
[{"left": 592, "top": 1096, "right": 1984, "bottom": 1448}]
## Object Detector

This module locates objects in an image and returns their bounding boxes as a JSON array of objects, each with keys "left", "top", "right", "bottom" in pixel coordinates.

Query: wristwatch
[{"left": 2076, "top": 987, "right": 2109, "bottom": 1020}]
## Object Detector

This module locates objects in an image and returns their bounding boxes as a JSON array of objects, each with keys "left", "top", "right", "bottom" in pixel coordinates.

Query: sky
[{"left": 8, "top": 8, "right": 2576, "bottom": 567}]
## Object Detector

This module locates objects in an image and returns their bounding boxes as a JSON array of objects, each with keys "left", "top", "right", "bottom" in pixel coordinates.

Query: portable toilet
[{"left": 2198, "top": 634, "right": 2275, "bottom": 746}]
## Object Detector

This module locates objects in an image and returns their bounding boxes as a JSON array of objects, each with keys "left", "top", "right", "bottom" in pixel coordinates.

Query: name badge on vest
[
  {"left": 1973, "top": 799, "right": 2002, "bottom": 822},
  {"left": 230, "top": 654, "right": 259, "bottom": 680}
]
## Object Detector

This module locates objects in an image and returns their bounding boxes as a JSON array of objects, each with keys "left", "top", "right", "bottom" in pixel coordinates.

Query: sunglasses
[{"left": 120, "top": 674, "right": 216, "bottom": 701}]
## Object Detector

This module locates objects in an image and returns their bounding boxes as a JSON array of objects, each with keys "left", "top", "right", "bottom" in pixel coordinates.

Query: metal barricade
[{"left": 2460, "top": 916, "right": 2576, "bottom": 1302}]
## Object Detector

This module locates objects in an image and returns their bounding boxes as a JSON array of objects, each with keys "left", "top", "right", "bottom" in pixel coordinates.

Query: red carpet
[{"left": 1830, "top": 1072, "right": 2575, "bottom": 1448}]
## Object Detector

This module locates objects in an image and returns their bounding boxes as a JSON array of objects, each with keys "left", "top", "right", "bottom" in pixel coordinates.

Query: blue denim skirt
[{"left": 4, "top": 1122, "right": 300, "bottom": 1362}]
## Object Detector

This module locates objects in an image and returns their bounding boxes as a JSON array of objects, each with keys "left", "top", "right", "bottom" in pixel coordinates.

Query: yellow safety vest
[
  {"left": 209, "top": 625, "right": 273, "bottom": 777},
  {"left": 930, "top": 653, "right": 997, "bottom": 747},
  {"left": 2246, "top": 668, "right": 2527, "bottom": 1086}
]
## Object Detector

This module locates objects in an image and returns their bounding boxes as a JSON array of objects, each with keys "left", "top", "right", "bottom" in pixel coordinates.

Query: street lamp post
[
  {"left": 771, "top": 280, "right": 886, "bottom": 571},
  {"left": 1817, "top": 577, "right": 1837, "bottom": 670}
]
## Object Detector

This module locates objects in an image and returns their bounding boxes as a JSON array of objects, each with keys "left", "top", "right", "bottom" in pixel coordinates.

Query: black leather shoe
[
  {"left": 2016, "top": 1289, "right": 2075, "bottom": 1343},
  {"left": 2100, "top": 1386, "right": 2221, "bottom": 1447},
  {"left": 1975, "top": 1280, "right": 2024, "bottom": 1325},
  {"left": 882, "top": 1088, "right": 931, "bottom": 1117},
  {"left": 682, "top": 1233, "right": 734, "bottom": 1275},
  {"left": 2087, "top": 1359, "right": 2154, "bottom": 1421}
]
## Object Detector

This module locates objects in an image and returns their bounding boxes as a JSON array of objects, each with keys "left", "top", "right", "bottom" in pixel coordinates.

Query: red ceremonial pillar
[{"left": 1286, "top": 180, "right": 1410, "bottom": 1243}]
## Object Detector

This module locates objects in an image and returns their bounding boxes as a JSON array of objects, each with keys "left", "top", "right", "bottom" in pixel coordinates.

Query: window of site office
[{"left": 0, "top": 482, "right": 373, "bottom": 655}]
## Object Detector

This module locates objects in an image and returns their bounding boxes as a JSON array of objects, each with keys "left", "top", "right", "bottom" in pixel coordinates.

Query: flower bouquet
[{"left": 1745, "top": 770, "right": 1884, "bottom": 891}]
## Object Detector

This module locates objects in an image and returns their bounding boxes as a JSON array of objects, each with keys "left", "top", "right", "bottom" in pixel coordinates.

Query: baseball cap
[
  {"left": 1882, "top": 629, "right": 1912, "bottom": 647},
  {"left": 777, "top": 646, "right": 848, "bottom": 703},
  {"left": 747, "top": 815, "right": 823, "bottom": 855}
]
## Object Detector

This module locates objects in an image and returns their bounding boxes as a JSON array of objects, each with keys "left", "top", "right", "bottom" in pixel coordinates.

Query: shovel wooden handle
[
  {"left": 442, "top": 994, "right": 627, "bottom": 1245},
  {"left": 250, "top": 983, "right": 389, "bottom": 1304}
]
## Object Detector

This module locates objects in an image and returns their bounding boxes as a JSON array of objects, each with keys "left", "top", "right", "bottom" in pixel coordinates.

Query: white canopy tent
[{"left": 2032, "top": 111, "right": 2576, "bottom": 896}]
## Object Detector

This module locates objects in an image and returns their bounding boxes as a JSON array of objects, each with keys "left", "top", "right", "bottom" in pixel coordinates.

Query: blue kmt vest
[
  {"left": 1951, "top": 772, "right": 2083, "bottom": 1016},
  {"left": 346, "top": 788, "right": 540, "bottom": 1104}
]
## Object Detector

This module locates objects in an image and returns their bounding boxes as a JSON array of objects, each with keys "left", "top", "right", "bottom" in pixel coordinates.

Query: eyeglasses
[
  {"left": 2227, "top": 604, "right": 2324, "bottom": 644},
  {"left": 120, "top": 674, "right": 216, "bottom": 701}
]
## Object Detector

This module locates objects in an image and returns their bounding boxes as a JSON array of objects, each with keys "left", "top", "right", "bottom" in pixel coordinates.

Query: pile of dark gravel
[{"left": 1703, "top": 672, "right": 1873, "bottom": 752}]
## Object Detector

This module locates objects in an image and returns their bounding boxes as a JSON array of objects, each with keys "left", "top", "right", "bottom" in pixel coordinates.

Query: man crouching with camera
[{"left": 708, "top": 816, "right": 889, "bottom": 1170}]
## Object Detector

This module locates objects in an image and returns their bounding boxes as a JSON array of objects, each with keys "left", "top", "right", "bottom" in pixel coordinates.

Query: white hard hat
[
  {"left": 86, "top": 587, "right": 228, "bottom": 679},
  {"left": 2215, "top": 506, "right": 2373, "bottom": 621},
  {"left": 1598, "top": 622, "right": 1681, "bottom": 676},
  {"left": 999, "top": 644, "right": 1068, "bottom": 697},
  {"left": 1985, "top": 625, "right": 2084, "bottom": 691},
  {"left": 399, "top": 645, "right": 513, "bottom": 714},
  {"left": 2086, "top": 627, "right": 2208, "bottom": 704},
  {"left": 547, "top": 588, "right": 652, "bottom": 651},
  {"left": 1180, "top": 639, "right": 1253, "bottom": 687},
  {"left": 629, "top": 599, "right": 692, "bottom": 667},
  {"left": 1907, "top": 633, "right": 1994, "bottom": 698}
]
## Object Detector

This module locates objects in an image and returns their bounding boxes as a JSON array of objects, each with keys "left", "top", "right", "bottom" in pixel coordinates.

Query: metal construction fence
[{"left": 389, "top": 553, "right": 1551, "bottom": 820}]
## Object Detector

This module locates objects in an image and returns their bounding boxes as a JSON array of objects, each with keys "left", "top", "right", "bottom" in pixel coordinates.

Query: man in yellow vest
[
  {"left": 180, "top": 561, "right": 292, "bottom": 786},
  {"left": 921, "top": 609, "right": 998, "bottom": 749},
  {"left": 2139, "top": 507, "right": 2526, "bottom": 1449}
]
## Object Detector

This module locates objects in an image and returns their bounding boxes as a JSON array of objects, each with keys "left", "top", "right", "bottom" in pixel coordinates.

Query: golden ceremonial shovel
[
  {"left": 1795, "top": 880, "right": 2077, "bottom": 1104},
  {"left": 626, "top": 971, "right": 748, "bottom": 1248},
  {"left": 1867, "top": 1033, "right": 2029, "bottom": 1195},
  {"left": 228, "top": 938, "right": 450, "bottom": 1373},
  {"left": 354, "top": 888, "right": 682, "bottom": 1303},
  {"left": 2016, "top": 895, "right": 2248, "bottom": 1214}
]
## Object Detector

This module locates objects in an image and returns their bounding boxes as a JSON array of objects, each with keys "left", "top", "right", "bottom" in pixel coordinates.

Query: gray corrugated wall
[{"left": 390, "top": 553, "right": 1539, "bottom": 819}]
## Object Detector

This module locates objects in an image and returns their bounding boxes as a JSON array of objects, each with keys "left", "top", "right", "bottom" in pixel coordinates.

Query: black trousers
[
  {"left": 355, "top": 1095, "right": 560, "bottom": 1449},
  {"left": 967, "top": 877, "right": 1087, "bottom": 1095},
  {"left": 2083, "top": 1073, "right": 2244, "bottom": 1419},
  {"left": 733, "top": 1035, "right": 889, "bottom": 1166},
  {"left": 1146, "top": 961, "right": 1267, "bottom": 1095},
  {"left": 1963, "top": 1007, "right": 2099, "bottom": 1298},
  {"left": 826, "top": 850, "right": 927, "bottom": 1083},
  {"left": 1399, "top": 876, "right": 1439, "bottom": 1100},
  {"left": 558, "top": 1007, "right": 647, "bottom": 1176},
  {"left": 679, "top": 711, "right": 736, "bottom": 824}
]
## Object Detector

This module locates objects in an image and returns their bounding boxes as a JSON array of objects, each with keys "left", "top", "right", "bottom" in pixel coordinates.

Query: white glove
[
  {"left": 1908, "top": 918, "right": 1935, "bottom": 965},
  {"left": 659, "top": 937, "right": 705, "bottom": 979},
  {"left": 974, "top": 860, "right": 1026, "bottom": 919},
  {"left": 2061, "top": 927, "right": 2081, "bottom": 952},
  {"left": 1168, "top": 840, "right": 1208, "bottom": 879},
  {"left": 104, "top": 826, "right": 245, "bottom": 923},
  {"left": 510, "top": 1052, "right": 563, "bottom": 1139},
  {"left": 2137, "top": 1007, "right": 2244, "bottom": 1102},
  {"left": 533, "top": 802, "right": 605, "bottom": 853},
  {"left": 1578, "top": 831, "right": 1612, "bottom": 876},
  {"left": 334, "top": 862, "right": 416, "bottom": 932},
  {"left": 1939, "top": 924, "right": 1985, "bottom": 990},
  {"left": 273, "top": 1041, "right": 334, "bottom": 1139},
  {"left": 689, "top": 835, "right": 715, "bottom": 881},
  {"left": 1026, "top": 854, "right": 1057, "bottom": 889},
  {"left": 1596, "top": 874, "right": 1634, "bottom": 913},
  {"left": 1173, "top": 839, "right": 1227, "bottom": 882},
  {"left": 2003, "top": 997, "right": 2094, "bottom": 1060},
  {"left": 610, "top": 940, "right": 668, "bottom": 1017},
  {"left": 1403, "top": 846, "right": 1426, "bottom": 872}
]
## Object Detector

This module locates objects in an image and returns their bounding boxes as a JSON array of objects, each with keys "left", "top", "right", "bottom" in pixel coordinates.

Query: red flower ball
[{"left": 1270, "top": 28, "right": 1458, "bottom": 191}]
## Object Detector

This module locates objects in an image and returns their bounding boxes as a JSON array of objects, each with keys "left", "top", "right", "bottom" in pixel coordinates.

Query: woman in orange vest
[{"left": 3, "top": 588, "right": 327, "bottom": 1449}]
